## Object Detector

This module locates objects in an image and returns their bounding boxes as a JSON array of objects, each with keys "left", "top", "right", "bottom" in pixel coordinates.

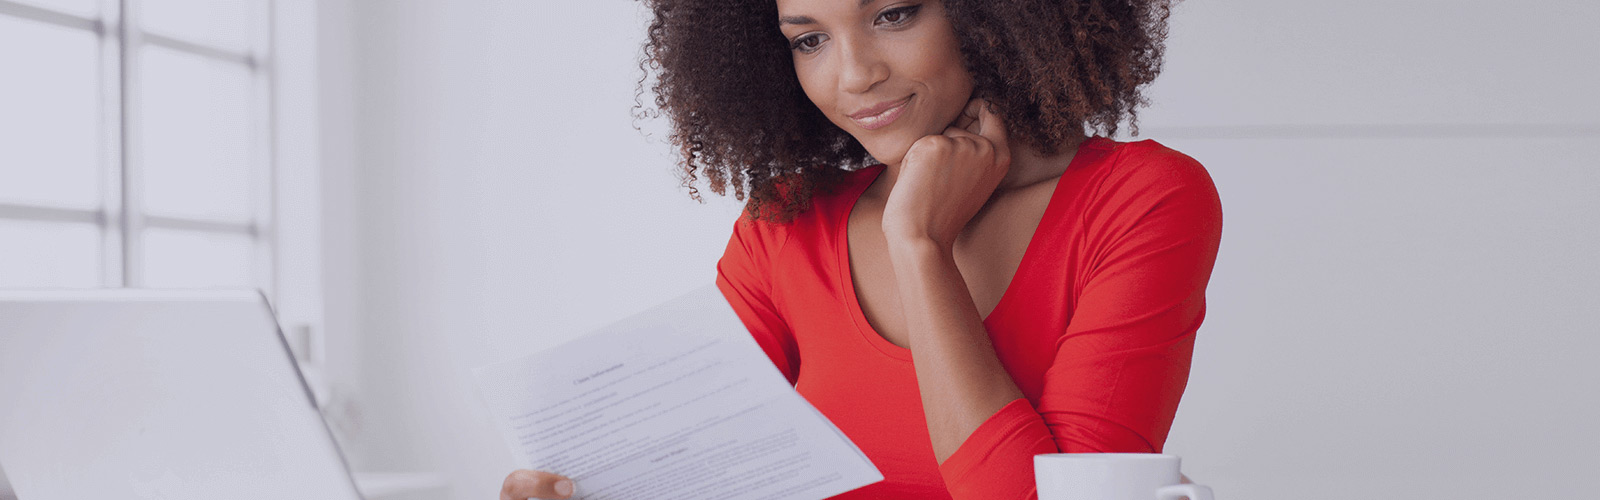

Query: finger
[
  {"left": 963, "top": 97, "right": 984, "bottom": 120},
  {"left": 936, "top": 129, "right": 992, "bottom": 164},
  {"left": 942, "top": 125, "right": 980, "bottom": 144},
  {"left": 975, "top": 102, "right": 1011, "bottom": 168},
  {"left": 952, "top": 102, "right": 978, "bottom": 131},
  {"left": 974, "top": 100, "right": 1007, "bottom": 144},
  {"left": 953, "top": 113, "right": 975, "bottom": 131},
  {"left": 501, "top": 470, "right": 576, "bottom": 500},
  {"left": 957, "top": 98, "right": 984, "bottom": 132}
]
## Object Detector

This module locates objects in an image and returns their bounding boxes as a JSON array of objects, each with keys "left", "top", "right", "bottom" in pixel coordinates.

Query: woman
[{"left": 502, "top": 0, "right": 1219, "bottom": 498}]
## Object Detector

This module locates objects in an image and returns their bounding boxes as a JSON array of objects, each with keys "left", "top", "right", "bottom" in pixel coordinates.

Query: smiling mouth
[{"left": 851, "top": 95, "right": 912, "bottom": 130}]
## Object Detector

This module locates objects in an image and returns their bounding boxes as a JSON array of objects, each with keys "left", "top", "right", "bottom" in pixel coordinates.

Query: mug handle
[{"left": 1156, "top": 483, "right": 1214, "bottom": 500}]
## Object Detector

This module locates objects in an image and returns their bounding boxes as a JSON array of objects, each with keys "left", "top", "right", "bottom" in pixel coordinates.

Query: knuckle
[{"left": 907, "top": 137, "right": 945, "bottom": 159}]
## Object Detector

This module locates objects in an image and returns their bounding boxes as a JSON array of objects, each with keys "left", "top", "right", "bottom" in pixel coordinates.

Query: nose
[{"left": 837, "top": 35, "right": 888, "bottom": 95}]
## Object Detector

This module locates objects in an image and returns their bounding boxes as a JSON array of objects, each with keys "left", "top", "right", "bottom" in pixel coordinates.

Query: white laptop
[{"left": 0, "top": 289, "right": 363, "bottom": 500}]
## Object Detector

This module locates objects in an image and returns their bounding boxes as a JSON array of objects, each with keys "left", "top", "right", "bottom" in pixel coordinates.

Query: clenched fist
[{"left": 881, "top": 97, "right": 1012, "bottom": 248}]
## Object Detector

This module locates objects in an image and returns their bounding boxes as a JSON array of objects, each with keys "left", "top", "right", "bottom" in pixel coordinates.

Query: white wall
[
  {"left": 1143, "top": 2, "right": 1599, "bottom": 499},
  {"left": 319, "top": 1, "right": 1600, "bottom": 499},
  {"left": 318, "top": 1, "right": 745, "bottom": 498}
]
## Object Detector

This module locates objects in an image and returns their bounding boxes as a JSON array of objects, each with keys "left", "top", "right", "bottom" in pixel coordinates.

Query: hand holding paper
[{"left": 476, "top": 285, "right": 882, "bottom": 500}]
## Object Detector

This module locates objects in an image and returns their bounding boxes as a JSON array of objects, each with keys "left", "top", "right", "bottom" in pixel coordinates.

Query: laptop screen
[{"left": 0, "top": 290, "right": 362, "bottom": 500}]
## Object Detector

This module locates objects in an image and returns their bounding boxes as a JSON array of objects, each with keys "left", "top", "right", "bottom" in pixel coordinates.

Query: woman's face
[{"left": 775, "top": 0, "right": 973, "bottom": 167}]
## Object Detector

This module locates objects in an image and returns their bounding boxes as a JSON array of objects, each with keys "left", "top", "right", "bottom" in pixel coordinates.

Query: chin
[
  {"left": 860, "top": 137, "right": 916, "bottom": 167},
  {"left": 862, "top": 148, "right": 904, "bottom": 168}
]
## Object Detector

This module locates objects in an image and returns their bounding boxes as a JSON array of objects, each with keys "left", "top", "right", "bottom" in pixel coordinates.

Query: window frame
[{"left": 0, "top": 0, "right": 325, "bottom": 398}]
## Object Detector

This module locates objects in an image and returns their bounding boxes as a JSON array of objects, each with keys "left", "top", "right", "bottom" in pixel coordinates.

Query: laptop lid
[{"left": 0, "top": 289, "right": 363, "bottom": 500}]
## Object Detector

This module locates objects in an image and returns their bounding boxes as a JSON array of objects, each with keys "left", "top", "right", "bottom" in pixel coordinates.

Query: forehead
[{"left": 776, "top": 0, "right": 880, "bottom": 16}]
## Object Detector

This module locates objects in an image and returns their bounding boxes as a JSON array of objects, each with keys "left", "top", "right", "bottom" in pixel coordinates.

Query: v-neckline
[{"left": 835, "top": 136, "right": 1108, "bottom": 361}]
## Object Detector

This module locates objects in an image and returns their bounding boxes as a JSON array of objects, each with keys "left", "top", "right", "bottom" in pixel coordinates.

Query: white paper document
[{"left": 474, "top": 285, "right": 882, "bottom": 500}]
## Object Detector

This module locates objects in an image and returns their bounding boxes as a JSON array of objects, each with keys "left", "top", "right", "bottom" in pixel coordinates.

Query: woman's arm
[
  {"left": 716, "top": 214, "right": 802, "bottom": 385},
  {"left": 887, "top": 238, "right": 1025, "bottom": 462},
  {"left": 885, "top": 101, "right": 1222, "bottom": 499},
  {"left": 892, "top": 157, "right": 1222, "bottom": 498},
  {"left": 880, "top": 98, "right": 1023, "bottom": 463}
]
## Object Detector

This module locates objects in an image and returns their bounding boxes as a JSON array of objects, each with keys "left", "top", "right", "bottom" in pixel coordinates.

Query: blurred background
[{"left": 0, "top": 0, "right": 1595, "bottom": 499}]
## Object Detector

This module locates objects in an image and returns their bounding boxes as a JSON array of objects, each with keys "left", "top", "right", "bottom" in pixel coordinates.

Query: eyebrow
[{"left": 778, "top": 0, "right": 878, "bottom": 26}]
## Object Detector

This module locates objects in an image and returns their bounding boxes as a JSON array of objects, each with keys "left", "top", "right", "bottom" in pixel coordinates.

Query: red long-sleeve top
[{"left": 715, "top": 136, "right": 1223, "bottom": 499}]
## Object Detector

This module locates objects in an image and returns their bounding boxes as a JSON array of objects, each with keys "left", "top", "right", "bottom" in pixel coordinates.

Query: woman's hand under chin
[{"left": 881, "top": 97, "right": 1012, "bottom": 249}]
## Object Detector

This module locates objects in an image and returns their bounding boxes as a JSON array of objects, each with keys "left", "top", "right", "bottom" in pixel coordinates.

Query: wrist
[
  {"left": 881, "top": 219, "right": 952, "bottom": 250},
  {"left": 884, "top": 236, "right": 951, "bottom": 268}
]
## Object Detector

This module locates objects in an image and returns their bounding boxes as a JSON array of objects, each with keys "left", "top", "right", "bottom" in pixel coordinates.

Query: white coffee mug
[{"left": 1034, "top": 453, "right": 1214, "bottom": 500}]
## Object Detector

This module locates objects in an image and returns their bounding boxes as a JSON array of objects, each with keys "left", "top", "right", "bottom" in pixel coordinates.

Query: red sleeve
[
  {"left": 937, "top": 145, "right": 1225, "bottom": 499},
  {"left": 715, "top": 214, "right": 802, "bottom": 385}
]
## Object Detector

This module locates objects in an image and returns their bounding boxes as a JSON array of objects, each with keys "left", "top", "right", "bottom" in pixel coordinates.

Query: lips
[{"left": 849, "top": 95, "right": 912, "bottom": 130}]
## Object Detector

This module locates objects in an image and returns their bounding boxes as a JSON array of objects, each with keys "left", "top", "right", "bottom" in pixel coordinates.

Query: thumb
[{"left": 501, "top": 470, "right": 576, "bottom": 500}]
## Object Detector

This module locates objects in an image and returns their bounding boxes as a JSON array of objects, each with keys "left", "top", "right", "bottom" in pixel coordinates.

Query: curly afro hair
[{"left": 635, "top": 0, "right": 1176, "bottom": 223}]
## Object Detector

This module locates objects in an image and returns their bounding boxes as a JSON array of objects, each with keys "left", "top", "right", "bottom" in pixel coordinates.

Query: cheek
[
  {"left": 799, "top": 79, "right": 861, "bottom": 135},
  {"left": 792, "top": 64, "right": 830, "bottom": 111}
]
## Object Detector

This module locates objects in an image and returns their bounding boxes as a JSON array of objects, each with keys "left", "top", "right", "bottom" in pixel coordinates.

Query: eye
[
  {"left": 877, "top": 5, "right": 920, "bottom": 26},
  {"left": 788, "top": 4, "right": 921, "bottom": 55},
  {"left": 791, "top": 33, "right": 827, "bottom": 54}
]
